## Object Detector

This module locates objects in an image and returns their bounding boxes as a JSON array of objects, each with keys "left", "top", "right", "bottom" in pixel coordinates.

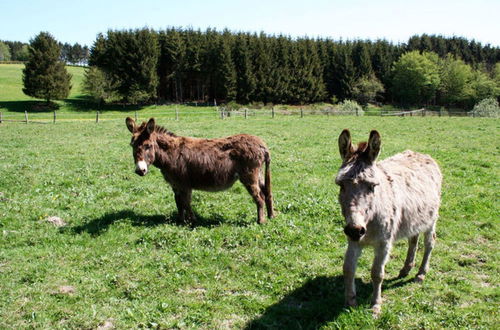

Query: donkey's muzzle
[
  {"left": 135, "top": 168, "right": 147, "bottom": 176},
  {"left": 344, "top": 224, "right": 366, "bottom": 241},
  {"left": 135, "top": 160, "right": 148, "bottom": 176}
]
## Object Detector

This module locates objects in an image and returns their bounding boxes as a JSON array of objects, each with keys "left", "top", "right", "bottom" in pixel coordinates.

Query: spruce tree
[
  {"left": 330, "top": 43, "right": 356, "bottom": 100},
  {"left": 214, "top": 34, "right": 237, "bottom": 101},
  {"left": 233, "top": 34, "right": 257, "bottom": 104},
  {"left": 22, "top": 32, "right": 71, "bottom": 104}
]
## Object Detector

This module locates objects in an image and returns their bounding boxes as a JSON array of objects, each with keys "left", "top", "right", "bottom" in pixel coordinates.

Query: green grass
[{"left": 0, "top": 114, "right": 498, "bottom": 329}]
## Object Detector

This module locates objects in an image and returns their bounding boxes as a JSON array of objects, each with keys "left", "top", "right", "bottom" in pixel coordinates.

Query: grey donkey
[{"left": 335, "top": 129, "right": 442, "bottom": 315}]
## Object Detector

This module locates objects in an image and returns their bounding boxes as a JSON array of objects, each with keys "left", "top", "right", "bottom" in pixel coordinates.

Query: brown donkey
[
  {"left": 335, "top": 129, "right": 442, "bottom": 315},
  {"left": 126, "top": 117, "right": 275, "bottom": 224}
]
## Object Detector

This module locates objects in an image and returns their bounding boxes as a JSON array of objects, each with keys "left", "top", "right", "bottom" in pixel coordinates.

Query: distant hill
[{"left": 0, "top": 63, "right": 85, "bottom": 102}]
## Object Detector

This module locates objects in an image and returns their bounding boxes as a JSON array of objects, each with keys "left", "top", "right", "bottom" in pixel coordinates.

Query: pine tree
[
  {"left": 22, "top": 32, "right": 71, "bottom": 104},
  {"left": 214, "top": 33, "right": 237, "bottom": 101},
  {"left": 352, "top": 41, "right": 373, "bottom": 79},
  {"left": 252, "top": 33, "right": 274, "bottom": 103},
  {"left": 233, "top": 34, "right": 256, "bottom": 104},
  {"left": 330, "top": 42, "right": 356, "bottom": 100}
]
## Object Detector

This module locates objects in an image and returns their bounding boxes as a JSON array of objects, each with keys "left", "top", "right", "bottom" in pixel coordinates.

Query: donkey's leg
[
  {"left": 371, "top": 242, "right": 392, "bottom": 315},
  {"left": 344, "top": 241, "right": 362, "bottom": 307},
  {"left": 173, "top": 189, "right": 186, "bottom": 223},
  {"left": 174, "top": 189, "right": 195, "bottom": 224},
  {"left": 415, "top": 224, "right": 436, "bottom": 283},
  {"left": 398, "top": 235, "right": 419, "bottom": 278},
  {"left": 259, "top": 181, "right": 274, "bottom": 219},
  {"left": 241, "top": 169, "right": 265, "bottom": 224}
]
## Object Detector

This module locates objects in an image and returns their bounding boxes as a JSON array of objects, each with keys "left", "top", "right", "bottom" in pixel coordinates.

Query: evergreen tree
[
  {"left": 352, "top": 41, "right": 373, "bottom": 78},
  {"left": 252, "top": 33, "right": 274, "bottom": 103},
  {"left": 22, "top": 32, "right": 72, "bottom": 103},
  {"left": 92, "top": 29, "right": 159, "bottom": 103},
  {"left": 157, "top": 28, "right": 186, "bottom": 102},
  {"left": 233, "top": 34, "right": 256, "bottom": 104},
  {"left": 213, "top": 33, "right": 237, "bottom": 101},
  {"left": 330, "top": 42, "right": 356, "bottom": 100},
  {"left": 82, "top": 66, "right": 117, "bottom": 105}
]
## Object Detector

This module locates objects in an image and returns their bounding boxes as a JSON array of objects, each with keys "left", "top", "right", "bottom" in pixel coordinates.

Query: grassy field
[{"left": 0, "top": 112, "right": 498, "bottom": 328}]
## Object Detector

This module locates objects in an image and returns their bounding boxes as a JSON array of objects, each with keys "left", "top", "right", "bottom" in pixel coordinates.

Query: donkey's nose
[
  {"left": 135, "top": 168, "right": 147, "bottom": 176},
  {"left": 344, "top": 224, "right": 366, "bottom": 241}
]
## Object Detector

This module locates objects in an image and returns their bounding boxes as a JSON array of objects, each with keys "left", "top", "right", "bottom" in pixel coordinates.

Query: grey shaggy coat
[{"left": 336, "top": 129, "right": 442, "bottom": 315}]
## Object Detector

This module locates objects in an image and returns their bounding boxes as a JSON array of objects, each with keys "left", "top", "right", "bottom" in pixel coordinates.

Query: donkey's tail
[{"left": 263, "top": 149, "right": 275, "bottom": 218}]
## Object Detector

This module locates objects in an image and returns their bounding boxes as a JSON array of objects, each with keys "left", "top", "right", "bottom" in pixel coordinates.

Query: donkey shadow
[
  {"left": 245, "top": 275, "right": 370, "bottom": 329},
  {"left": 245, "top": 275, "right": 414, "bottom": 329},
  {"left": 68, "top": 209, "right": 243, "bottom": 236}
]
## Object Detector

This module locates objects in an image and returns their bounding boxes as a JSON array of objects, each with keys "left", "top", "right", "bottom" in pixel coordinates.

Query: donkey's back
[{"left": 379, "top": 150, "right": 442, "bottom": 240}]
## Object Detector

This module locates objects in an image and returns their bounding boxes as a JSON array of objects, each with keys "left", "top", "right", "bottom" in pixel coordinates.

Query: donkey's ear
[
  {"left": 126, "top": 117, "right": 136, "bottom": 133},
  {"left": 367, "top": 130, "right": 381, "bottom": 162},
  {"left": 146, "top": 118, "right": 155, "bottom": 135},
  {"left": 338, "top": 129, "right": 354, "bottom": 161}
]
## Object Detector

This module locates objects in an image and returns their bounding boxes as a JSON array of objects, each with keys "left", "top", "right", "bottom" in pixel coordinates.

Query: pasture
[{"left": 0, "top": 114, "right": 498, "bottom": 329}]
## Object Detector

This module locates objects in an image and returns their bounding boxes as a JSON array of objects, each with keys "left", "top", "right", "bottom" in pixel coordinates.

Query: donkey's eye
[{"left": 145, "top": 144, "right": 151, "bottom": 150}]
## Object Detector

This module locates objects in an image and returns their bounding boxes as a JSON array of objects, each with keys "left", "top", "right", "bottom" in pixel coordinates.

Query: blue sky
[{"left": 1, "top": 0, "right": 499, "bottom": 47}]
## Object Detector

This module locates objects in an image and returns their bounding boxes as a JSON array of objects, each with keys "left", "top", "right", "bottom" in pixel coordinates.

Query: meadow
[
  {"left": 0, "top": 112, "right": 498, "bottom": 329},
  {"left": 0, "top": 64, "right": 498, "bottom": 328}
]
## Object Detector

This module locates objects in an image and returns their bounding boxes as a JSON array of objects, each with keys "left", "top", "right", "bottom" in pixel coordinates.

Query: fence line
[{"left": 0, "top": 107, "right": 475, "bottom": 125}]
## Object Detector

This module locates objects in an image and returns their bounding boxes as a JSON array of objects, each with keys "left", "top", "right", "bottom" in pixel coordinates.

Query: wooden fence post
[
  {"left": 272, "top": 107, "right": 275, "bottom": 119},
  {"left": 135, "top": 111, "right": 138, "bottom": 121},
  {"left": 220, "top": 108, "right": 224, "bottom": 119},
  {"left": 0, "top": 112, "right": 2, "bottom": 124},
  {"left": 96, "top": 111, "right": 99, "bottom": 123},
  {"left": 300, "top": 108, "right": 303, "bottom": 118},
  {"left": 53, "top": 111, "right": 56, "bottom": 123},
  {"left": 25, "top": 111, "right": 28, "bottom": 124},
  {"left": 175, "top": 106, "right": 179, "bottom": 121},
  {"left": 244, "top": 108, "right": 247, "bottom": 119}
]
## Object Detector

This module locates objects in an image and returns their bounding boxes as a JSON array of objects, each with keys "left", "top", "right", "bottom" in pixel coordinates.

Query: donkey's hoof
[
  {"left": 258, "top": 219, "right": 267, "bottom": 224},
  {"left": 371, "top": 304, "right": 382, "bottom": 317},
  {"left": 414, "top": 274, "right": 425, "bottom": 283},
  {"left": 345, "top": 298, "right": 357, "bottom": 307},
  {"left": 398, "top": 268, "right": 410, "bottom": 278}
]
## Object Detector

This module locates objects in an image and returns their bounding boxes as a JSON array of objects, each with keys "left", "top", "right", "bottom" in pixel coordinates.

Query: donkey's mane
[{"left": 153, "top": 124, "right": 176, "bottom": 137}]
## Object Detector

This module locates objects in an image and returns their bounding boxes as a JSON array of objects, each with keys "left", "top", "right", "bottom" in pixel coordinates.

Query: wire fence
[{"left": 0, "top": 106, "right": 475, "bottom": 125}]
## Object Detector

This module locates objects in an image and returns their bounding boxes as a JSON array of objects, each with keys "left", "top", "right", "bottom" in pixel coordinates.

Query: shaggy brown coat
[
  {"left": 336, "top": 129, "right": 442, "bottom": 315},
  {"left": 126, "top": 117, "right": 275, "bottom": 224}
]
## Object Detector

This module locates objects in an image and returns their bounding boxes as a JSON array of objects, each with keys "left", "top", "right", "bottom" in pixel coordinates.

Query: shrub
[
  {"left": 337, "top": 100, "right": 364, "bottom": 115},
  {"left": 352, "top": 74, "right": 385, "bottom": 106},
  {"left": 470, "top": 98, "right": 500, "bottom": 118},
  {"left": 82, "top": 66, "right": 118, "bottom": 105}
]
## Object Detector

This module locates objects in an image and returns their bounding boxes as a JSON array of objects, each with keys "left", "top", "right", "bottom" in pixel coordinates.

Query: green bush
[
  {"left": 337, "top": 99, "right": 364, "bottom": 115},
  {"left": 470, "top": 98, "right": 500, "bottom": 118}
]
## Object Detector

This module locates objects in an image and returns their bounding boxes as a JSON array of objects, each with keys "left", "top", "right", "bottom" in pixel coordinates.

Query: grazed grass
[{"left": 0, "top": 115, "right": 498, "bottom": 329}]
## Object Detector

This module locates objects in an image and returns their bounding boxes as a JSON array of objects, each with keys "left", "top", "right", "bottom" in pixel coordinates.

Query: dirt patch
[
  {"left": 57, "top": 285, "right": 76, "bottom": 295},
  {"left": 45, "top": 216, "right": 67, "bottom": 227},
  {"left": 97, "top": 320, "right": 114, "bottom": 329}
]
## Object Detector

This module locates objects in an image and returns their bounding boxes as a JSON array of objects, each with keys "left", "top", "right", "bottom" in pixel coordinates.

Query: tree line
[
  {"left": 87, "top": 28, "right": 500, "bottom": 108},
  {"left": 0, "top": 39, "right": 89, "bottom": 65},
  {"left": 14, "top": 30, "right": 500, "bottom": 110}
]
